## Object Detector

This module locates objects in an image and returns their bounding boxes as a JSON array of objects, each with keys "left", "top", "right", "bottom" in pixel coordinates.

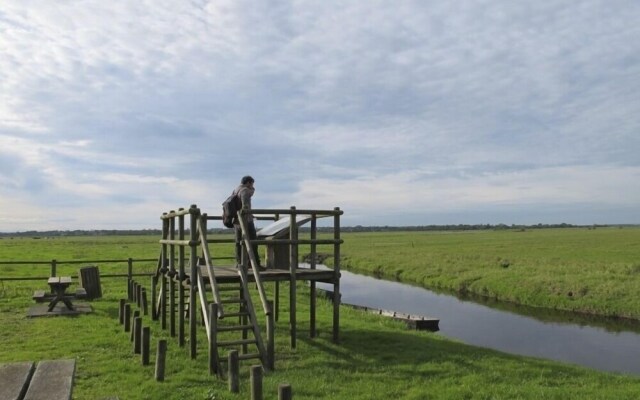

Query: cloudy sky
[{"left": 1, "top": 1, "right": 639, "bottom": 231}]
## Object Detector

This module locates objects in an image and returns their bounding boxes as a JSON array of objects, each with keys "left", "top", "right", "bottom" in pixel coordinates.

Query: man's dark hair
[{"left": 241, "top": 175, "right": 255, "bottom": 184}]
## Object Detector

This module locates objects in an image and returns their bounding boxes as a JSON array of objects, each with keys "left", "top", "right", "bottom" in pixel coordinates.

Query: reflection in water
[{"left": 308, "top": 265, "right": 640, "bottom": 375}]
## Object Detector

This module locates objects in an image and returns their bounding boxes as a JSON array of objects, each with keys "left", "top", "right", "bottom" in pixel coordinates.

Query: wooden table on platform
[{"left": 47, "top": 277, "right": 74, "bottom": 312}]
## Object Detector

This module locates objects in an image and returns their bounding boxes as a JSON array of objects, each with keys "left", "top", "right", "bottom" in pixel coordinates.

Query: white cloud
[
  {"left": 290, "top": 165, "right": 640, "bottom": 220},
  {"left": 0, "top": 0, "right": 639, "bottom": 230}
]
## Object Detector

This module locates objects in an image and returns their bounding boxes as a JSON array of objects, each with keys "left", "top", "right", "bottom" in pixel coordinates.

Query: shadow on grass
[{"left": 298, "top": 325, "right": 591, "bottom": 381}]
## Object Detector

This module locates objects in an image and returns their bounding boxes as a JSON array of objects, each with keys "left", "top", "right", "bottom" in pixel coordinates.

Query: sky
[{"left": 1, "top": 1, "right": 639, "bottom": 231}]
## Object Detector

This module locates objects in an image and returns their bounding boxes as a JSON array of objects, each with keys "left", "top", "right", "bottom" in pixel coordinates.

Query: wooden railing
[{"left": 0, "top": 258, "right": 157, "bottom": 281}]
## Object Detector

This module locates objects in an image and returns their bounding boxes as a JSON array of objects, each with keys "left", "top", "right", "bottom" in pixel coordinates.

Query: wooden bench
[
  {"left": 0, "top": 359, "right": 75, "bottom": 400},
  {"left": 33, "top": 288, "right": 87, "bottom": 303},
  {"left": 32, "top": 290, "right": 50, "bottom": 303}
]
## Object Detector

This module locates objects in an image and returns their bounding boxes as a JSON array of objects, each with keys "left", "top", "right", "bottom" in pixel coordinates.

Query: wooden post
[
  {"left": 161, "top": 217, "right": 168, "bottom": 331},
  {"left": 119, "top": 299, "right": 126, "bottom": 325},
  {"left": 130, "top": 281, "right": 135, "bottom": 304},
  {"left": 155, "top": 340, "right": 167, "bottom": 382},
  {"left": 208, "top": 303, "right": 218, "bottom": 376},
  {"left": 127, "top": 279, "right": 132, "bottom": 301},
  {"left": 161, "top": 274, "right": 167, "bottom": 330},
  {"left": 131, "top": 310, "right": 140, "bottom": 341},
  {"left": 169, "top": 213, "right": 176, "bottom": 338},
  {"left": 142, "top": 327, "right": 151, "bottom": 365},
  {"left": 228, "top": 350, "right": 239, "bottom": 393},
  {"left": 274, "top": 281, "right": 280, "bottom": 322},
  {"left": 241, "top": 287, "right": 248, "bottom": 354},
  {"left": 278, "top": 384, "right": 292, "bottom": 400},
  {"left": 333, "top": 207, "right": 341, "bottom": 343},
  {"left": 151, "top": 276, "right": 158, "bottom": 320},
  {"left": 127, "top": 257, "right": 133, "bottom": 281},
  {"left": 133, "top": 317, "right": 142, "bottom": 354},
  {"left": 289, "top": 207, "right": 297, "bottom": 349},
  {"left": 250, "top": 365, "right": 263, "bottom": 400},
  {"left": 267, "top": 300, "right": 275, "bottom": 371},
  {"left": 310, "top": 214, "right": 317, "bottom": 338},
  {"left": 189, "top": 205, "right": 198, "bottom": 359},
  {"left": 141, "top": 288, "right": 148, "bottom": 316},
  {"left": 178, "top": 210, "right": 186, "bottom": 347},
  {"left": 124, "top": 304, "right": 131, "bottom": 332},
  {"left": 136, "top": 282, "right": 142, "bottom": 308},
  {"left": 50, "top": 259, "right": 57, "bottom": 277}
]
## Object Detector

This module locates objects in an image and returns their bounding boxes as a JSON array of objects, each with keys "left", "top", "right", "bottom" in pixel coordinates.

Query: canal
[{"left": 310, "top": 265, "right": 640, "bottom": 375}]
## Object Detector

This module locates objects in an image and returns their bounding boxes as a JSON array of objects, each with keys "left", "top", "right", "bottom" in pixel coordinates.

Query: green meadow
[
  {"left": 1, "top": 229, "right": 640, "bottom": 399},
  {"left": 326, "top": 226, "right": 640, "bottom": 320}
]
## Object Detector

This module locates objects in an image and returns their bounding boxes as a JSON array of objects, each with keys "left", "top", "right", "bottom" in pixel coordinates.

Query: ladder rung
[
  {"left": 217, "top": 324, "right": 253, "bottom": 332},
  {"left": 222, "top": 311, "right": 249, "bottom": 318},
  {"left": 218, "top": 338, "right": 257, "bottom": 347},
  {"left": 238, "top": 353, "right": 261, "bottom": 360},
  {"left": 220, "top": 297, "right": 245, "bottom": 304},
  {"left": 218, "top": 286, "right": 243, "bottom": 292},
  {"left": 219, "top": 353, "right": 261, "bottom": 362}
]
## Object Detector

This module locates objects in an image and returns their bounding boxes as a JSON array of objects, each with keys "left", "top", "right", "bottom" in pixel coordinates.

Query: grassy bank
[
  {"left": 328, "top": 227, "right": 640, "bottom": 320},
  {"left": 2, "top": 233, "right": 640, "bottom": 399}
]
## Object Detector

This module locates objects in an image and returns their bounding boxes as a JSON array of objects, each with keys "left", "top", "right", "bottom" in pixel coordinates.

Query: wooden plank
[
  {"left": 0, "top": 361, "right": 35, "bottom": 400},
  {"left": 48, "top": 277, "right": 60, "bottom": 284},
  {"left": 78, "top": 266, "right": 102, "bottom": 299},
  {"left": 345, "top": 303, "right": 440, "bottom": 331},
  {"left": 23, "top": 359, "right": 75, "bottom": 400},
  {"left": 59, "top": 277, "right": 72, "bottom": 284},
  {"left": 198, "top": 265, "right": 336, "bottom": 284},
  {"left": 32, "top": 290, "right": 48, "bottom": 302}
]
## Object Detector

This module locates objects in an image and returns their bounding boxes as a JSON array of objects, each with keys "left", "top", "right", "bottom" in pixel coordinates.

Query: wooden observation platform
[{"left": 152, "top": 204, "right": 343, "bottom": 376}]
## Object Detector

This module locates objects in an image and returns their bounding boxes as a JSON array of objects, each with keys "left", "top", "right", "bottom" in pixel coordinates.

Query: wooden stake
[
  {"left": 142, "top": 327, "right": 150, "bottom": 365},
  {"left": 133, "top": 317, "right": 142, "bottom": 354},
  {"left": 155, "top": 340, "right": 167, "bottom": 382},
  {"left": 141, "top": 288, "right": 148, "bottom": 316},
  {"left": 250, "top": 365, "right": 263, "bottom": 400},
  {"left": 124, "top": 304, "right": 131, "bottom": 332},
  {"left": 119, "top": 299, "right": 126, "bottom": 325},
  {"left": 278, "top": 384, "right": 292, "bottom": 400},
  {"left": 228, "top": 350, "right": 239, "bottom": 393}
]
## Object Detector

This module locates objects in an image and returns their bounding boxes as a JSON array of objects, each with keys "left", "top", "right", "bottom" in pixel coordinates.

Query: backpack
[{"left": 221, "top": 194, "right": 242, "bottom": 228}]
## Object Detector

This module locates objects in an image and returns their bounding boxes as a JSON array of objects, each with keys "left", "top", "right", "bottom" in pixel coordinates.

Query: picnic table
[
  {"left": 32, "top": 277, "right": 87, "bottom": 312},
  {"left": 47, "top": 277, "right": 74, "bottom": 311}
]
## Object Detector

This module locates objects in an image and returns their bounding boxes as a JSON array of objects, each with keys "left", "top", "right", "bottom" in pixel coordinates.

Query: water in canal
[{"left": 309, "top": 265, "right": 640, "bottom": 375}]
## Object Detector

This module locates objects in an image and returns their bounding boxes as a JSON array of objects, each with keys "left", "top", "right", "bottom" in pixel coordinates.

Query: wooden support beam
[{"left": 289, "top": 207, "right": 297, "bottom": 349}]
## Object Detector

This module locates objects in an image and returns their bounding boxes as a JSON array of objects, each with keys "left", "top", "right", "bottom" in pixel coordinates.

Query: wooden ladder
[
  {"left": 197, "top": 217, "right": 269, "bottom": 376},
  {"left": 208, "top": 280, "right": 266, "bottom": 375}
]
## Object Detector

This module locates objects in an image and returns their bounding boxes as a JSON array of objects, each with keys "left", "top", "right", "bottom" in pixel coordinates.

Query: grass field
[
  {"left": 325, "top": 226, "right": 640, "bottom": 320},
  {"left": 1, "top": 230, "right": 640, "bottom": 399}
]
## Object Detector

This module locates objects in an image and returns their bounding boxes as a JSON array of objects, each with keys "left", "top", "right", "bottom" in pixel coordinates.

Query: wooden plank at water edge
[
  {"left": 0, "top": 361, "right": 35, "bottom": 400},
  {"left": 24, "top": 359, "right": 76, "bottom": 400}
]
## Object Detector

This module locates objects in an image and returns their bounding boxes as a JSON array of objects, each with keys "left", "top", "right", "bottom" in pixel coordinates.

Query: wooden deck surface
[{"left": 198, "top": 265, "right": 338, "bottom": 284}]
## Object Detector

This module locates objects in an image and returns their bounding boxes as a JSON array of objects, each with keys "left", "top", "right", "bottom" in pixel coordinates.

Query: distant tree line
[
  {"left": 1, "top": 223, "right": 635, "bottom": 238},
  {"left": 336, "top": 223, "right": 587, "bottom": 232}
]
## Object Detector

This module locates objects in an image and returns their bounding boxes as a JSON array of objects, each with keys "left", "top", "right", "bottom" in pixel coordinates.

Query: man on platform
[{"left": 232, "top": 175, "right": 263, "bottom": 269}]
